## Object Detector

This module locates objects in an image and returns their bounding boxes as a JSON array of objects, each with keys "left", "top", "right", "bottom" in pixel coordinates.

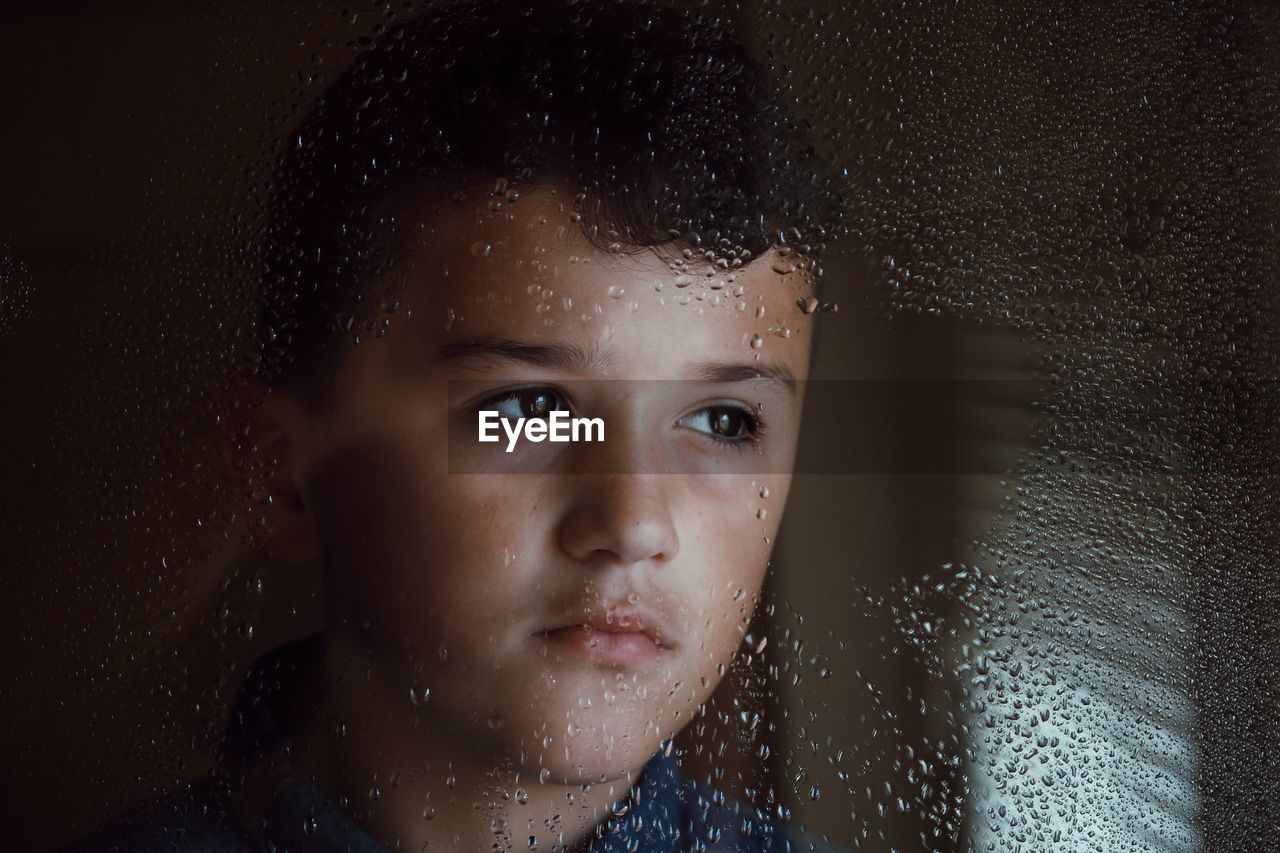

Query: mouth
[{"left": 536, "top": 605, "right": 669, "bottom": 666}]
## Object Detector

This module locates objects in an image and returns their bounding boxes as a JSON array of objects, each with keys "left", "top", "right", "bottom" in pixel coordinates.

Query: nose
[{"left": 558, "top": 475, "right": 680, "bottom": 566}]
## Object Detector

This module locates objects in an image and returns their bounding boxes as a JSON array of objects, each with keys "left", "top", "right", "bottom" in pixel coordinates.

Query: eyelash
[
  {"left": 684, "top": 404, "right": 766, "bottom": 451},
  {"left": 479, "top": 386, "right": 573, "bottom": 420},
  {"left": 472, "top": 387, "right": 766, "bottom": 449}
]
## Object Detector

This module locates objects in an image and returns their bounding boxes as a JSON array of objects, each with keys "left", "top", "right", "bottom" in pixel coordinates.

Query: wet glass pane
[{"left": 2, "top": 2, "right": 1276, "bottom": 851}]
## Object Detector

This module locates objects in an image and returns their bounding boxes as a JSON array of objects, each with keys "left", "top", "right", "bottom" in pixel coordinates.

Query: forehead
[{"left": 383, "top": 183, "right": 813, "bottom": 373}]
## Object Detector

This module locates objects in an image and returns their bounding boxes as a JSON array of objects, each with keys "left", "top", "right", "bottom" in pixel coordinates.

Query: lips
[{"left": 537, "top": 604, "right": 670, "bottom": 666}]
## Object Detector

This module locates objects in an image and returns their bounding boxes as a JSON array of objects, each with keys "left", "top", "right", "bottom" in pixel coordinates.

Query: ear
[{"left": 219, "top": 375, "right": 322, "bottom": 565}]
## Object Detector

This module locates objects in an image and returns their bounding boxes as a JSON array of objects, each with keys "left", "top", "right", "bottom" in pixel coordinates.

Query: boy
[{"left": 74, "top": 1, "right": 838, "bottom": 849}]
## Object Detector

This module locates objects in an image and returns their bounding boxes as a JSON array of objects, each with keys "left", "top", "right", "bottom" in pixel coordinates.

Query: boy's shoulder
[
  {"left": 60, "top": 774, "right": 248, "bottom": 852},
  {"left": 63, "top": 773, "right": 840, "bottom": 853},
  {"left": 63, "top": 637, "right": 846, "bottom": 853},
  {"left": 60, "top": 636, "right": 365, "bottom": 853},
  {"left": 61, "top": 755, "right": 387, "bottom": 853}
]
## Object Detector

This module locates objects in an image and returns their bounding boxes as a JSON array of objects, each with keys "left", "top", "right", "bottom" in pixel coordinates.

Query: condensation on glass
[{"left": 1, "top": 2, "right": 1276, "bottom": 851}]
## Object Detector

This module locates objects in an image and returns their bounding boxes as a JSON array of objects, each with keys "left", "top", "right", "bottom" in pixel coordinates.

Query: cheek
[
  {"left": 692, "top": 473, "right": 785, "bottom": 568},
  {"left": 677, "top": 477, "right": 781, "bottom": 658},
  {"left": 425, "top": 478, "right": 551, "bottom": 616},
  {"left": 308, "top": 442, "right": 549, "bottom": 646}
]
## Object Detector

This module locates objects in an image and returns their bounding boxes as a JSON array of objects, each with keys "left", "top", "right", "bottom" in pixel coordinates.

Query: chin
[
  {"left": 534, "top": 741, "right": 659, "bottom": 786},
  {"left": 509, "top": 708, "right": 675, "bottom": 786}
]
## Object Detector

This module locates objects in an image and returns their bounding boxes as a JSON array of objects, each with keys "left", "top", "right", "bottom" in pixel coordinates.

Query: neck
[{"left": 289, "top": 633, "right": 638, "bottom": 851}]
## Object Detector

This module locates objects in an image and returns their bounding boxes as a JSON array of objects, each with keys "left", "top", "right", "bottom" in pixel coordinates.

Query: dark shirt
[{"left": 66, "top": 638, "right": 840, "bottom": 852}]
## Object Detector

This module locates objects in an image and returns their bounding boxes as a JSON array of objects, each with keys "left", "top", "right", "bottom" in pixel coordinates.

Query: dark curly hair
[{"left": 257, "top": 0, "right": 832, "bottom": 405}]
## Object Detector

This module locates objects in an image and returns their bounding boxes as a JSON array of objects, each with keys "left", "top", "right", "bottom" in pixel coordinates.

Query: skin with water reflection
[{"left": 254, "top": 183, "right": 814, "bottom": 850}]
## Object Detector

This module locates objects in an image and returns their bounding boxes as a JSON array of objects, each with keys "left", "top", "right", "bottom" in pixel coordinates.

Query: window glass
[{"left": 2, "top": 2, "right": 1275, "bottom": 851}]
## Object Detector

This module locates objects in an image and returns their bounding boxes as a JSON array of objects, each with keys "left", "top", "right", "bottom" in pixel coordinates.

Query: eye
[
  {"left": 487, "top": 387, "right": 569, "bottom": 421},
  {"left": 677, "top": 404, "right": 762, "bottom": 444}
]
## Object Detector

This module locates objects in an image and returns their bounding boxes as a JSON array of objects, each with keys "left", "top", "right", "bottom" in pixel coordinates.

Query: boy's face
[{"left": 273, "top": 184, "right": 813, "bottom": 784}]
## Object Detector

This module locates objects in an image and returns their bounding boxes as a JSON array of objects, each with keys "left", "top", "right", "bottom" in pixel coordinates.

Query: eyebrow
[
  {"left": 435, "top": 336, "right": 616, "bottom": 373},
  {"left": 435, "top": 336, "right": 797, "bottom": 395},
  {"left": 691, "top": 361, "right": 798, "bottom": 396}
]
